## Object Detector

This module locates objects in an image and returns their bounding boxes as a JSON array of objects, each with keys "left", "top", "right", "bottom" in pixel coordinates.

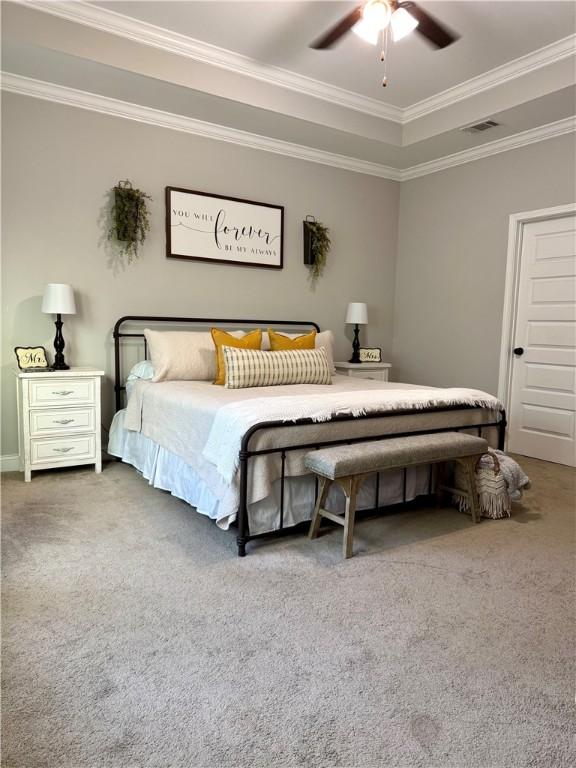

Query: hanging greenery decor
[
  {"left": 303, "top": 216, "right": 331, "bottom": 283},
  {"left": 108, "top": 180, "right": 152, "bottom": 262}
]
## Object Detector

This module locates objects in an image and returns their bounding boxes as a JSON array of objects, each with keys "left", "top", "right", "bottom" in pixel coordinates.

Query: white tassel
[{"left": 453, "top": 459, "right": 512, "bottom": 519}]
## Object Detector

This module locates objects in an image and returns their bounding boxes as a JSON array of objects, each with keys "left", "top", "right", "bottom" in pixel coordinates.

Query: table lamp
[
  {"left": 345, "top": 302, "right": 368, "bottom": 364},
  {"left": 42, "top": 283, "right": 76, "bottom": 370}
]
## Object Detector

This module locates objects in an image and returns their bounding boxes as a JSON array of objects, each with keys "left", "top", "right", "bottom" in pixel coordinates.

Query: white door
[{"left": 508, "top": 214, "right": 576, "bottom": 466}]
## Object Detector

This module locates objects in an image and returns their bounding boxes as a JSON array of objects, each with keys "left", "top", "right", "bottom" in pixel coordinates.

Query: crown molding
[
  {"left": 19, "top": 0, "right": 404, "bottom": 124},
  {"left": 403, "top": 34, "right": 576, "bottom": 123},
  {"left": 4, "top": 72, "right": 574, "bottom": 183},
  {"left": 17, "top": 1, "right": 576, "bottom": 131},
  {"left": 401, "top": 116, "right": 576, "bottom": 180},
  {"left": 0, "top": 72, "right": 402, "bottom": 181}
]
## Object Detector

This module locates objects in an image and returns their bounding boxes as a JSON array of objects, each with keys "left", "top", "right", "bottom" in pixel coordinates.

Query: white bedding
[{"left": 120, "top": 375, "right": 501, "bottom": 530}]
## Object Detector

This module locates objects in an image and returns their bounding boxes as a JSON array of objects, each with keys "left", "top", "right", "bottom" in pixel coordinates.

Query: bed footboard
[{"left": 236, "top": 406, "right": 506, "bottom": 557}]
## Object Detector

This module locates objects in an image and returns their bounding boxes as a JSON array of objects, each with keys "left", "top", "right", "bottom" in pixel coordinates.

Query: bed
[{"left": 109, "top": 316, "right": 506, "bottom": 556}]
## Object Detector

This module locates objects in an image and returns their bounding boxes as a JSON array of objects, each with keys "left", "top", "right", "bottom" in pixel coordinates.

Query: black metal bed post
[
  {"left": 238, "top": 424, "right": 261, "bottom": 557},
  {"left": 498, "top": 410, "right": 507, "bottom": 451},
  {"left": 237, "top": 450, "right": 249, "bottom": 557},
  {"left": 113, "top": 320, "right": 122, "bottom": 413}
]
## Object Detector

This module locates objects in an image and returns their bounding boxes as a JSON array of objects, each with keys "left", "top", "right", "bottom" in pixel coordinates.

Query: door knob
[{"left": 513, "top": 347, "right": 524, "bottom": 356}]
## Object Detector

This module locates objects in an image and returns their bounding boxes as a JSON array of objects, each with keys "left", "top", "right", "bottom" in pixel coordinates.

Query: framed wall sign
[
  {"left": 359, "top": 347, "right": 382, "bottom": 363},
  {"left": 14, "top": 346, "right": 51, "bottom": 371},
  {"left": 166, "top": 187, "right": 284, "bottom": 269}
]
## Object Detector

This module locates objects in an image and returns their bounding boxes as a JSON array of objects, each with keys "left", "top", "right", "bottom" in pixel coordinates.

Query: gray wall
[
  {"left": 392, "top": 134, "right": 576, "bottom": 394},
  {"left": 1, "top": 94, "right": 399, "bottom": 456}
]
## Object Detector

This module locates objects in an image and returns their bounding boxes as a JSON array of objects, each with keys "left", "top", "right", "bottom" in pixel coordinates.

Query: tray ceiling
[
  {"left": 2, "top": 1, "right": 575, "bottom": 179},
  {"left": 94, "top": 0, "right": 576, "bottom": 107}
]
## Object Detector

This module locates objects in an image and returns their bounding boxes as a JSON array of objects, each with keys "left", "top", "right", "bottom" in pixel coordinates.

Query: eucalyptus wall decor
[
  {"left": 303, "top": 216, "right": 331, "bottom": 283},
  {"left": 108, "top": 180, "right": 152, "bottom": 262}
]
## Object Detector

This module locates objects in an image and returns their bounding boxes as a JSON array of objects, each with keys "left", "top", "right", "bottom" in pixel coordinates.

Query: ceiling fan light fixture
[
  {"left": 363, "top": 0, "right": 392, "bottom": 29},
  {"left": 391, "top": 6, "right": 419, "bottom": 41},
  {"left": 352, "top": 17, "right": 380, "bottom": 45},
  {"left": 352, "top": 1, "right": 391, "bottom": 45}
]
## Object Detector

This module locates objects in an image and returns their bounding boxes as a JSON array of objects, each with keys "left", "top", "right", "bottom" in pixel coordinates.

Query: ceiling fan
[{"left": 311, "top": 0, "right": 459, "bottom": 85}]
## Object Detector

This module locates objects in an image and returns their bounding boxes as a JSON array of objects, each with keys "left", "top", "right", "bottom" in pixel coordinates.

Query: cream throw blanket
[{"left": 202, "top": 387, "right": 502, "bottom": 482}]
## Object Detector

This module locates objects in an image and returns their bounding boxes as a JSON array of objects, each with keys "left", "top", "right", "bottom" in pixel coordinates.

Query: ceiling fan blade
[
  {"left": 399, "top": 2, "right": 459, "bottom": 49},
  {"left": 310, "top": 6, "right": 363, "bottom": 49}
]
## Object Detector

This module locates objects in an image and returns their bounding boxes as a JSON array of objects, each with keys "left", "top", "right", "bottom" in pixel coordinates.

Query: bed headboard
[{"left": 113, "top": 315, "right": 321, "bottom": 412}]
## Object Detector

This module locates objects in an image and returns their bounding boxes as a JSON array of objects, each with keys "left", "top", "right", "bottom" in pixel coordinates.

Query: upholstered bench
[{"left": 306, "top": 432, "right": 488, "bottom": 559}]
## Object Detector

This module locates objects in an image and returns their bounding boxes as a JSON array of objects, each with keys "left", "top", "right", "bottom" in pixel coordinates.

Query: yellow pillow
[
  {"left": 268, "top": 328, "right": 316, "bottom": 351},
  {"left": 211, "top": 328, "right": 262, "bottom": 385}
]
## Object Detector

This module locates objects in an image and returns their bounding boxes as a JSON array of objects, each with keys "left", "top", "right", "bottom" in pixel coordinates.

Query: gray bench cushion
[{"left": 304, "top": 432, "right": 488, "bottom": 480}]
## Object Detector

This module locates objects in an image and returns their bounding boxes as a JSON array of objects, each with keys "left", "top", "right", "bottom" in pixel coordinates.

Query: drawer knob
[
  {"left": 53, "top": 419, "right": 74, "bottom": 425},
  {"left": 53, "top": 446, "right": 74, "bottom": 453},
  {"left": 52, "top": 390, "right": 74, "bottom": 396}
]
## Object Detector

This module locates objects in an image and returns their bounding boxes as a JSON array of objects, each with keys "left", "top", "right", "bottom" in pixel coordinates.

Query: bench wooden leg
[
  {"left": 308, "top": 475, "right": 362, "bottom": 558},
  {"left": 460, "top": 456, "right": 481, "bottom": 524},
  {"left": 342, "top": 477, "right": 360, "bottom": 559},
  {"left": 309, "top": 477, "right": 331, "bottom": 540}
]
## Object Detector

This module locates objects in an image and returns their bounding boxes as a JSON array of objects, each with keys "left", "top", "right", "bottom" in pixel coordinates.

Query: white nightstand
[
  {"left": 334, "top": 361, "right": 392, "bottom": 382},
  {"left": 16, "top": 367, "right": 104, "bottom": 482}
]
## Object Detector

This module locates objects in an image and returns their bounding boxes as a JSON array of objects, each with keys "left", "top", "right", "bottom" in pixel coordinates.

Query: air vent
[{"left": 460, "top": 119, "right": 500, "bottom": 135}]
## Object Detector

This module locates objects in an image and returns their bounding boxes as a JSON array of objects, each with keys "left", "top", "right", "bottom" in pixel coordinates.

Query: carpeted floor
[{"left": 1, "top": 455, "right": 574, "bottom": 768}]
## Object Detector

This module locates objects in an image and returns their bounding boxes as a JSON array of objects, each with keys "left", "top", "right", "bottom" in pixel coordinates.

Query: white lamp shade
[
  {"left": 352, "top": 18, "right": 380, "bottom": 45},
  {"left": 42, "top": 283, "right": 76, "bottom": 315},
  {"left": 391, "top": 7, "right": 419, "bottom": 41},
  {"left": 345, "top": 302, "right": 368, "bottom": 325}
]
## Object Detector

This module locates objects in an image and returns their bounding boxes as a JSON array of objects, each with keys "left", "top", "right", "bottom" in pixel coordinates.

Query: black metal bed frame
[{"left": 113, "top": 316, "right": 506, "bottom": 557}]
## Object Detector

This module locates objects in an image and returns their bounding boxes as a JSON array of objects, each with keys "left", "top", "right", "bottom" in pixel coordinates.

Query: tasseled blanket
[{"left": 454, "top": 449, "right": 531, "bottom": 519}]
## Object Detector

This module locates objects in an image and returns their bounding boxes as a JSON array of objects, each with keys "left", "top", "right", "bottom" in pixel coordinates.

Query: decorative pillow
[
  {"left": 262, "top": 329, "right": 336, "bottom": 373},
  {"left": 144, "top": 329, "right": 244, "bottom": 382},
  {"left": 268, "top": 328, "right": 316, "bottom": 351},
  {"left": 223, "top": 346, "right": 332, "bottom": 389},
  {"left": 211, "top": 328, "right": 262, "bottom": 385}
]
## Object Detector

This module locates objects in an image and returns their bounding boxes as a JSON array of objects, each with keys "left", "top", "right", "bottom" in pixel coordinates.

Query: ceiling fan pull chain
[{"left": 381, "top": 26, "right": 390, "bottom": 86}]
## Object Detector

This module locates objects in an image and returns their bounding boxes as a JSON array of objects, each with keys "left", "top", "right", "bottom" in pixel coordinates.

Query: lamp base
[
  {"left": 53, "top": 314, "right": 70, "bottom": 370},
  {"left": 349, "top": 323, "right": 361, "bottom": 364}
]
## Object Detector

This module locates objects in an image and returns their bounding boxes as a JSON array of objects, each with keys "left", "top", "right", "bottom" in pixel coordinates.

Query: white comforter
[{"left": 124, "top": 376, "right": 501, "bottom": 525}]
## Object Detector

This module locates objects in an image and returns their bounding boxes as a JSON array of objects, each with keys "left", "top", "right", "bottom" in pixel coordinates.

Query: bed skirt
[{"left": 108, "top": 410, "right": 433, "bottom": 536}]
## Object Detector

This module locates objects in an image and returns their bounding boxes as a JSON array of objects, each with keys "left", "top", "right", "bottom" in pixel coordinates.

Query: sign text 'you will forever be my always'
[{"left": 166, "top": 187, "right": 284, "bottom": 269}]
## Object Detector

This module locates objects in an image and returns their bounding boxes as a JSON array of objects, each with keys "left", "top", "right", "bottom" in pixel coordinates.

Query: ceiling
[
  {"left": 94, "top": 1, "right": 576, "bottom": 107},
  {"left": 2, "top": 1, "right": 575, "bottom": 179}
]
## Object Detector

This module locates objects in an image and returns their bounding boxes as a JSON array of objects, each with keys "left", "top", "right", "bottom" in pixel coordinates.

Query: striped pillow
[{"left": 222, "top": 346, "right": 332, "bottom": 389}]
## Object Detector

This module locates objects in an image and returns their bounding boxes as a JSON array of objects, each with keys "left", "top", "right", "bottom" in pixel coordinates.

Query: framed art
[
  {"left": 166, "top": 187, "right": 284, "bottom": 269},
  {"left": 359, "top": 347, "right": 382, "bottom": 363},
  {"left": 14, "top": 346, "right": 51, "bottom": 371}
]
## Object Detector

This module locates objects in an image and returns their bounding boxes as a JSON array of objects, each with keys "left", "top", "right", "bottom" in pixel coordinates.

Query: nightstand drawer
[
  {"left": 348, "top": 369, "right": 387, "bottom": 381},
  {"left": 29, "top": 378, "right": 95, "bottom": 407},
  {"left": 29, "top": 407, "right": 95, "bottom": 437},
  {"left": 30, "top": 435, "right": 96, "bottom": 465}
]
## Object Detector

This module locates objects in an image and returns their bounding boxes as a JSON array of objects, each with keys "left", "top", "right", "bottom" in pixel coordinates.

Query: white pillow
[
  {"left": 144, "top": 329, "right": 244, "bottom": 382},
  {"left": 126, "top": 359, "right": 155, "bottom": 383},
  {"left": 261, "top": 329, "right": 336, "bottom": 373},
  {"left": 125, "top": 360, "right": 155, "bottom": 401}
]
